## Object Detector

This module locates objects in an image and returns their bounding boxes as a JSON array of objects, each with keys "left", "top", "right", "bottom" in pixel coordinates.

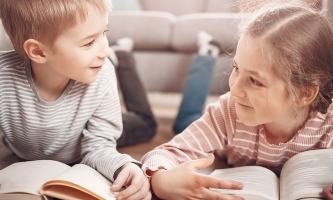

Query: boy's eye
[
  {"left": 250, "top": 77, "right": 263, "bottom": 86},
  {"left": 103, "top": 30, "right": 109, "bottom": 35},
  {"left": 84, "top": 40, "right": 95, "bottom": 47},
  {"left": 232, "top": 65, "right": 239, "bottom": 72}
]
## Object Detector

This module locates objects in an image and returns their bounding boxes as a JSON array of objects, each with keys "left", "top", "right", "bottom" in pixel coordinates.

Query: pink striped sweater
[{"left": 141, "top": 92, "right": 333, "bottom": 175}]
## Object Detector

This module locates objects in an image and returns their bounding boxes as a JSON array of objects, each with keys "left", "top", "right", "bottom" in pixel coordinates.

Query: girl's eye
[
  {"left": 250, "top": 77, "right": 263, "bottom": 86},
  {"left": 84, "top": 40, "right": 95, "bottom": 47}
]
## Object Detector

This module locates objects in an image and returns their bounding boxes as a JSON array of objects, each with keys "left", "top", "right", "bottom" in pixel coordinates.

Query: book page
[
  {"left": 280, "top": 149, "right": 333, "bottom": 200},
  {"left": 41, "top": 164, "right": 116, "bottom": 200},
  {"left": 210, "top": 166, "right": 279, "bottom": 200},
  {"left": 0, "top": 160, "right": 70, "bottom": 195},
  {"left": 0, "top": 194, "right": 43, "bottom": 200}
]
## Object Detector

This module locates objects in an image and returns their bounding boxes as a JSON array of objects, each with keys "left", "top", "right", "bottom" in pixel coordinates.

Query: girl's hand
[
  {"left": 323, "top": 185, "right": 333, "bottom": 200},
  {"left": 111, "top": 163, "right": 151, "bottom": 200},
  {"left": 150, "top": 154, "right": 244, "bottom": 200}
]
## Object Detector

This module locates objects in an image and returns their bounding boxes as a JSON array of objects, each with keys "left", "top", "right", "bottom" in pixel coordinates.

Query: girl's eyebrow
[{"left": 233, "top": 59, "right": 266, "bottom": 80}]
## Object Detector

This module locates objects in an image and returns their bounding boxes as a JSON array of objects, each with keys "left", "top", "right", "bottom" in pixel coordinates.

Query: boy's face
[
  {"left": 44, "top": 7, "right": 111, "bottom": 84},
  {"left": 229, "top": 35, "right": 296, "bottom": 127}
]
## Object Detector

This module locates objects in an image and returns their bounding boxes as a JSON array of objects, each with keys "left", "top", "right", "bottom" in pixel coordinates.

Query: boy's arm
[{"left": 80, "top": 59, "right": 138, "bottom": 182}]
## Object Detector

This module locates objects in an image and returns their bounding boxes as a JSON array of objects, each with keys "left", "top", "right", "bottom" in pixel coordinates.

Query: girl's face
[{"left": 229, "top": 35, "right": 297, "bottom": 127}]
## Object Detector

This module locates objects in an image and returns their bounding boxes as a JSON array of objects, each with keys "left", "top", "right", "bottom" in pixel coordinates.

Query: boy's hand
[
  {"left": 111, "top": 163, "right": 151, "bottom": 200},
  {"left": 150, "top": 154, "right": 244, "bottom": 200},
  {"left": 323, "top": 185, "right": 333, "bottom": 200}
]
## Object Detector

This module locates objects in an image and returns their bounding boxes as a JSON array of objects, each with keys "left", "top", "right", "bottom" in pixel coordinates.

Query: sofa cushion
[
  {"left": 138, "top": 0, "right": 206, "bottom": 16},
  {"left": 108, "top": 11, "right": 176, "bottom": 50},
  {"left": 171, "top": 13, "right": 248, "bottom": 53}
]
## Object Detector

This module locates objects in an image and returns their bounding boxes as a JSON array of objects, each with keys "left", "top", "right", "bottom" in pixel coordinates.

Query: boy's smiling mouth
[{"left": 90, "top": 65, "right": 102, "bottom": 70}]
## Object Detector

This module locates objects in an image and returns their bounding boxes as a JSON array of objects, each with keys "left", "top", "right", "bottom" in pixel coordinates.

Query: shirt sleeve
[
  {"left": 141, "top": 94, "right": 235, "bottom": 176},
  {"left": 80, "top": 59, "right": 139, "bottom": 182}
]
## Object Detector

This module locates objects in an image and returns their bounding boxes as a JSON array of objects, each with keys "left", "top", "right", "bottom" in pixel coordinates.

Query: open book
[
  {"left": 210, "top": 149, "right": 333, "bottom": 200},
  {"left": 0, "top": 160, "right": 116, "bottom": 200}
]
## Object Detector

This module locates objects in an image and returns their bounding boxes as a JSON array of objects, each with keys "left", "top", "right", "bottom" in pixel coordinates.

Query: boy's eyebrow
[
  {"left": 233, "top": 59, "right": 266, "bottom": 79},
  {"left": 78, "top": 24, "right": 109, "bottom": 42},
  {"left": 79, "top": 33, "right": 99, "bottom": 42}
]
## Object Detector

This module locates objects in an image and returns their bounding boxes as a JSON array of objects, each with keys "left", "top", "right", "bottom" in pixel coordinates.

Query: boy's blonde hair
[
  {"left": 0, "top": 0, "right": 112, "bottom": 60},
  {"left": 240, "top": 0, "right": 333, "bottom": 114}
]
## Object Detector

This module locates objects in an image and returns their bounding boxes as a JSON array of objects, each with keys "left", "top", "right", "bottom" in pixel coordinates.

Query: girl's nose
[{"left": 230, "top": 78, "right": 246, "bottom": 98}]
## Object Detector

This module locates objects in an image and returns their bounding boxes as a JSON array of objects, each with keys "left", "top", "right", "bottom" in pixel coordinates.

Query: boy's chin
[{"left": 76, "top": 77, "right": 97, "bottom": 84}]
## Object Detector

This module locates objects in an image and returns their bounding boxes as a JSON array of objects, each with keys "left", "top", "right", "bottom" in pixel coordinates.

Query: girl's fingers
[
  {"left": 199, "top": 174, "right": 243, "bottom": 190},
  {"left": 202, "top": 187, "right": 245, "bottom": 200},
  {"left": 188, "top": 154, "right": 215, "bottom": 171},
  {"left": 323, "top": 187, "right": 333, "bottom": 200}
]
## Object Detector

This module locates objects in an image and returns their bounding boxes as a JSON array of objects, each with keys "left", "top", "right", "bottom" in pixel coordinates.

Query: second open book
[{"left": 210, "top": 149, "right": 333, "bottom": 200}]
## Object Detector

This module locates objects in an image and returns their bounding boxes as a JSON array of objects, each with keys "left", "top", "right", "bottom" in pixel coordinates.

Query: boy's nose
[{"left": 98, "top": 39, "right": 112, "bottom": 59}]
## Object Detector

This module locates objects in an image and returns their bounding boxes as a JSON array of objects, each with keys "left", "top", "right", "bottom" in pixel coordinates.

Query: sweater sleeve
[
  {"left": 80, "top": 59, "right": 139, "bottom": 182},
  {"left": 141, "top": 93, "right": 236, "bottom": 175}
]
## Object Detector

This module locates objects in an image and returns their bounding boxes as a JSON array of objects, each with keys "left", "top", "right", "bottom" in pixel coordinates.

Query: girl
[{"left": 141, "top": 1, "right": 333, "bottom": 200}]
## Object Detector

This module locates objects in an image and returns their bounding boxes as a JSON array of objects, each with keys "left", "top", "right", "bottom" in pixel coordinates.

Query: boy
[{"left": 0, "top": 0, "right": 150, "bottom": 199}]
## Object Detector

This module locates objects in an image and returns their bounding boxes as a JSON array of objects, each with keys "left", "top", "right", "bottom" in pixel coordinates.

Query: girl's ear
[
  {"left": 296, "top": 86, "right": 319, "bottom": 107},
  {"left": 23, "top": 39, "right": 47, "bottom": 64}
]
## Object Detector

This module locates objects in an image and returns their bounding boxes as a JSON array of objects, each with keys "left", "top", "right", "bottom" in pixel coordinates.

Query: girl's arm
[
  {"left": 150, "top": 154, "right": 244, "bottom": 200},
  {"left": 141, "top": 94, "right": 234, "bottom": 174},
  {"left": 324, "top": 128, "right": 333, "bottom": 200},
  {"left": 141, "top": 94, "right": 243, "bottom": 199}
]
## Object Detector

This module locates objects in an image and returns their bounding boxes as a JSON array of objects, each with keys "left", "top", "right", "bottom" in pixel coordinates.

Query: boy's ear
[
  {"left": 23, "top": 39, "right": 47, "bottom": 63},
  {"left": 296, "top": 86, "right": 319, "bottom": 107}
]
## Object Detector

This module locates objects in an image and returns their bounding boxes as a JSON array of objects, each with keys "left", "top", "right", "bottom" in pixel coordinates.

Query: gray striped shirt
[{"left": 0, "top": 50, "right": 138, "bottom": 181}]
